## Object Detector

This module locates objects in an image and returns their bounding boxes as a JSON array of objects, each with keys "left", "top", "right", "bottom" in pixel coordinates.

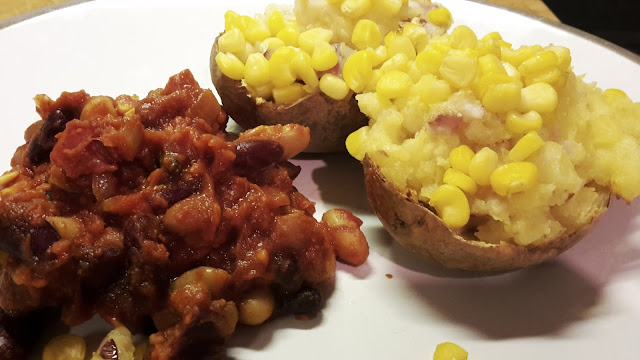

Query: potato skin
[
  {"left": 210, "top": 35, "right": 369, "bottom": 153},
  {"left": 363, "top": 156, "right": 609, "bottom": 271}
]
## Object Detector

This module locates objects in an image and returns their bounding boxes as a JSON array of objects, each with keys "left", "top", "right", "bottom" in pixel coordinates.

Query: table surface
[{"left": 0, "top": 0, "right": 558, "bottom": 23}]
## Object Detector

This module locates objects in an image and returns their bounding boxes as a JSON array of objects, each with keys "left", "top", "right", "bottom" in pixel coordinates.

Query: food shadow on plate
[
  {"left": 296, "top": 152, "right": 374, "bottom": 214},
  {"left": 224, "top": 278, "right": 335, "bottom": 353},
  {"left": 405, "top": 261, "right": 601, "bottom": 339},
  {"left": 558, "top": 197, "right": 640, "bottom": 285},
  {"left": 388, "top": 197, "right": 639, "bottom": 339}
]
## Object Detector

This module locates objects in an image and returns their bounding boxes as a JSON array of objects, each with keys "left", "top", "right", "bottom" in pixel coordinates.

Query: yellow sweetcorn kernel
[
  {"left": 244, "top": 53, "right": 270, "bottom": 87},
  {"left": 218, "top": 28, "right": 246, "bottom": 55},
  {"left": 429, "top": 184, "right": 470, "bottom": 228},
  {"left": 292, "top": 50, "right": 319, "bottom": 89},
  {"left": 508, "top": 131, "right": 544, "bottom": 161},
  {"left": 298, "top": 28, "right": 334, "bottom": 55},
  {"left": 472, "top": 72, "right": 514, "bottom": 99},
  {"left": 546, "top": 45, "right": 572, "bottom": 70},
  {"left": 388, "top": 35, "right": 417, "bottom": 61},
  {"left": 505, "top": 110, "right": 543, "bottom": 134},
  {"left": 345, "top": 126, "right": 369, "bottom": 161},
  {"left": 407, "top": 62, "right": 423, "bottom": 83},
  {"left": 450, "top": 25, "right": 477, "bottom": 50},
  {"left": 502, "top": 61, "right": 521, "bottom": 81},
  {"left": 517, "top": 50, "right": 558, "bottom": 77},
  {"left": 415, "top": 47, "right": 445, "bottom": 75},
  {"left": 311, "top": 42, "right": 339, "bottom": 71},
  {"left": 319, "top": 73, "right": 350, "bottom": 100},
  {"left": 352, "top": 19, "right": 382, "bottom": 50},
  {"left": 481, "top": 32, "right": 502, "bottom": 42},
  {"left": 478, "top": 54, "right": 507, "bottom": 75},
  {"left": 215, "top": 52, "right": 245, "bottom": 81},
  {"left": 416, "top": 74, "right": 451, "bottom": 105},
  {"left": 401, "top": 23, "right": 430, "bottom": 53},
  {"left": 384, "top": 31, "right": 398, "bottom": 49},
  {"left": 268, "top": 47, "right": 297, "bottom": 87},
  {"left": 374, "top": 0, "right": 403, "bottom": 15},
  {"left": 341, "top": 0, "right": 372, "bottom": 18},
  {"left": 433, "top": 342, "right": 468, "bottom": 360},
  {"left": 443, "top": 168, "right": 477, "bottom": 194},
  {"left": 428, "top": 7, "right": 453, "bottom": 28},
  {"left": 276, "top": 26, "right": 299, "bottom": 47},
  {"left": 524, "top": 68, "right": 563, "bottom": 87},
  {"left": 490, "top": 162, "right": 538, "bottom": 196},
  {"left": 476, "top": 37, "right": 501, "bottom": 57},
  {"left": 603, "top": 88, "right": 632, "bottom": 103},
  {"left": 258, "top": 37, "right": 286, "bottom": 55},
  {"left": 482, "top": 81, "right": 522, "bottom": 113},
  {"left": 468, "top": 147, "right": 499, "bottom": 186},
  {"left": 247, "top": 83, "right": 274, "bottom": 99},
  {"left": 449, "top": 145, "right": 475, "bottom": 174},
  {"left": 376, "top": 70, "right": 413, "bottom": 99},
  {"left": 224, "top": 10, "right": 241, "bottom": 31},
  {"left": 242, "top": 17, "right": 271, "bottom": 44},
  {"left": 519, "top": 82, "right": 558, "bottom": 113},
  {"left": 370, "top": 46, "right": 388, "bottom": 67},
  {"left": 380, "top": 53, "right": 410, "bottom": 73},
  {"left": 273, "top": 83, "right": 307, "bottom": 105},
  {"left": 501, "top": 45, "right": 543, "bottom": 67},
  {"left": 439, "top": 50, "right": 478, "bottom": 89},
  {"left": 343, "top": 50, "right": 374, "bottom": 92},
  {"left": 267, "top": 11, "right": 286, "bottom": 36},
  {"left": 363, "top": 68, "right": 383, "bottom": 93}
]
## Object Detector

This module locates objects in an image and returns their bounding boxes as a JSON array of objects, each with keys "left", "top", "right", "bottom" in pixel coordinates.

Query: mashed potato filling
[{"left": 347, "top": 27, "right": 640, "bottom": 246}]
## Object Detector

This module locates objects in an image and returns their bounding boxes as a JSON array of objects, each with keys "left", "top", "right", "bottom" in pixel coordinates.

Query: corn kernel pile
[
  {"left": 346, "top": 24, "right": 640, "bottom": 245},
  {"left": 214, "top": 0, "right": 450, "bottom": 105}
]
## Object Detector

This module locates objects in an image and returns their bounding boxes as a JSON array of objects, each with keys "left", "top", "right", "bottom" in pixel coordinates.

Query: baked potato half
[
  {"left": 363, "top": 156, "right": 610, "bottom": 271},
  {"left": 210, "top": 36, "right": 368, "bottom": 153}
]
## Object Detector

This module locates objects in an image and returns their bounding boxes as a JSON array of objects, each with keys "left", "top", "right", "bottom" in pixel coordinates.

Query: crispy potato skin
[
  {"left": 210, "top": 35, "right": 368, "bottom": 153},
  {"left": 363, "top": 156, "right": 609, "bottom": 271}
]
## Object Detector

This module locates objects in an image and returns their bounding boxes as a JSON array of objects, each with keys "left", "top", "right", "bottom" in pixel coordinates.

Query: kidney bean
[
  {"left": 29, "top": 225, "right": 60, "bottom": 258},
  {"left": 234, "top": 140, "right": 283, "bottom": 170},
  {"left": 159, "top": 178, "right": 202, "bottom": 207},
  {"left": 279, "top": 161, "right": 302, "bottom": 180},
  {"left": 123, "top": 214, "right": 160, "bottom": 249}
]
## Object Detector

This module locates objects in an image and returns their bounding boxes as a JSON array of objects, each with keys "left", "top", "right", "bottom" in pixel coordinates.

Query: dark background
[{"left": 543, "top": 0, "right": 640, "bottom": 54}]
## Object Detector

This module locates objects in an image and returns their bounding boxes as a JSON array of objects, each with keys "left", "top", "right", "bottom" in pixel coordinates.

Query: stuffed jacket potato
[
  {"left": 210, "top": 0, "right": 451, "bottom": 152},
  {"left": 346, "top": 25, "right": 640, "bottom": 270}
]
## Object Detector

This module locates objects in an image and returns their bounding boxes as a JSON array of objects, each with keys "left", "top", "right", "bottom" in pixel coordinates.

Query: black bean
[
  {"left": 99, "top": 338, "right": 118, "bottom": 360},
  {"left": 272, "top": 254, "right": 303, "bottom": 292},
  {"left": 277, "top": 286, "right": 323, "bottom": 316},
  {"left": 0, "top": 308, "right": 60, "bottom": 360},
  {"left": 29, "top": 225, "right": 60, "bottom": 258},
  {"left": 234, "top": 140, "right": 283, "bottom": 170},
  {"left": 0, "top": 224, "right": 26, "bottom": 260},
  {"left": 27, "top": 108, "right": 74, "bottom": 165},
  {"left": 174, "top": 322, "right": 225, "bottom": 359}
]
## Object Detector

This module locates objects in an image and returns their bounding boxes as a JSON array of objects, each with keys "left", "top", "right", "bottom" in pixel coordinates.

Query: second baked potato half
[{"left": 363, "top": 156, "right": 609, "bottom": 271}]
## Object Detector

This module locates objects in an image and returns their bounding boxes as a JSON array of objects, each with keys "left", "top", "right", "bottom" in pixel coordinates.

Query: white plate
[{"left": 2, "top": 0, "right": 640, "bottom": 359}]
